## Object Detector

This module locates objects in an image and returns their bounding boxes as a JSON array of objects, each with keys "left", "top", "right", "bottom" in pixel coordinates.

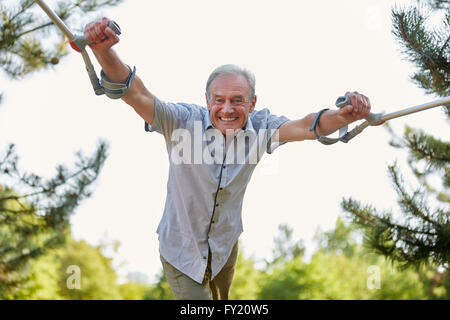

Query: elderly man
[{"left": 84, "top": 18, "right": 371, "bottom": 300}]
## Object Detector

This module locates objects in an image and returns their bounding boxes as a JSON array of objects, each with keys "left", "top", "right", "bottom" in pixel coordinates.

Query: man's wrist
[
  {"left": 93, "top": 48, "right": 130, "bottom": 83},
  {"left": 92, "top": 47, "right": 116, "bottom": 62},
  {"left": 314, "top": 109, "right": 349, "bottom": 137},
  {"left": 325, "top": 109, "right": 350, "bottom": 128}
]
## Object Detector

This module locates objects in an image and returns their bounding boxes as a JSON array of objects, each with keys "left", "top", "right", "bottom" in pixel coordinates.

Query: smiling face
[{"left": 206, "top": 73, "right": 257, "bottom": 136}]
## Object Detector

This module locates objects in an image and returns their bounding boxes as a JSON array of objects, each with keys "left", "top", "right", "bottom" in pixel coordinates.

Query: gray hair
[{"left": 206, "top": 64, "right": 256, "bottom": 102}]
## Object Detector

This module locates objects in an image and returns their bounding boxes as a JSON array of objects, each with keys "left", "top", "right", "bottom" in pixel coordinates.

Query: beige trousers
[{"left": 160, "top": 242, "right": 238, "bottom": 300}]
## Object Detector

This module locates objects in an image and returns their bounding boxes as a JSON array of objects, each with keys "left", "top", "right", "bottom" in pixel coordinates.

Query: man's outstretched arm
[
  {"left": 277, "top": 91, "right": 371, "bottom": 143},
  {"left": 84, "top": 17, "right": 155, "bottom": 125}
]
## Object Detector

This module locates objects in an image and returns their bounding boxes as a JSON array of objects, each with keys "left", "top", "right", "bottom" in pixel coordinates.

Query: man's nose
[{"left": 222, "top": 101, "right": 234, "bottom": 113}]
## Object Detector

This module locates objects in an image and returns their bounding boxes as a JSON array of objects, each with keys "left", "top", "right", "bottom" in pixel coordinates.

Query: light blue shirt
[{"left": 145, "top": 96, "right": 290, "bottom": 283}]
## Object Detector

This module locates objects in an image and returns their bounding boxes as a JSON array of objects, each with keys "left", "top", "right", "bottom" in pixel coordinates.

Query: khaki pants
[{"left": 160, "top": 242, "right": 238, "bottom": 300}]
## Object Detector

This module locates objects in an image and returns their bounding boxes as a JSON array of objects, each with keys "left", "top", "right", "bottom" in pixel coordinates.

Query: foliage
[
  {"left": 265, "top": 224, "right": 305, "bottom": 270},
  {"left": 0, "top": 0, "right": 122, "bottom": 299},
  {"left": 0, "top": 141, "right": 109, "bottom": 298},
  {"left": 6, "top": 237, "right": 124, "bottom": 300},
  {"left": 391, "top": 0, "right": 450, "bottom": 97},
  {"left": 143, "top": 271, "right": 174, "bottom": 300},
  {"left": 0, "top": 0, "right": 123, "bottom": 79},
  {"left": 118, "top": 282, "right": 149, "bottom": 300},
  {"left": 257, "top": 220, "right": 443, "bottom": 300},
  {"left": 5, "top": 218, "right": 446, "bottom": 300},
  {"left": 57, "top": 238, "right": 122, "bottom": 300},
  {"left": 341, "top": 0, "right": 450, "bottom": 284},
  {"left": 7, "top": 248, "right": 63, "bottom": 299},
  {"left": 229, "top": 247, "right": 263, "bottom": 300}
]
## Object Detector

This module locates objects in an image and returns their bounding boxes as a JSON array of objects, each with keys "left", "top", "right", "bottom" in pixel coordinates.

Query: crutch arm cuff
[
  {"left": 309, "top": 108, "right": 329, "bottom": 139},
  {"left": 100, "top": 65, "right": 136, "bottom": 99}
]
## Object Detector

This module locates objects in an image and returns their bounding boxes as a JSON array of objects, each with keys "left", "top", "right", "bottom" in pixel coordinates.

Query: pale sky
[{"left": 0, "top": 0, "right": 448, "bottom": 283}]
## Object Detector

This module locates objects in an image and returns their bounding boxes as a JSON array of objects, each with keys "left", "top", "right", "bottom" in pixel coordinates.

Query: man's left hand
[{"left": 337, "top": 91, "right": 371, "bottom": 123}]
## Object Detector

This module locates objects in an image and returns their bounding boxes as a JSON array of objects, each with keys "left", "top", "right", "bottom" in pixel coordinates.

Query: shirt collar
[{"left": 204, "top": 110, "right": 215, "bottom": 130}]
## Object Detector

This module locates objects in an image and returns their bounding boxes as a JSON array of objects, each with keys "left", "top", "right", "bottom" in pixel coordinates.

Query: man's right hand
[
  {"left": 84, "top": 17, "right": 120, "bottom": 52},
  {"left": 84, "top": 17, "right": 155, "bottom": 126}
]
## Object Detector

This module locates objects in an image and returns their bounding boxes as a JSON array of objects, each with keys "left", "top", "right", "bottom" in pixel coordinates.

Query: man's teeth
[{"left": 220, "top": 117, "right": 238, "bottom": 122}]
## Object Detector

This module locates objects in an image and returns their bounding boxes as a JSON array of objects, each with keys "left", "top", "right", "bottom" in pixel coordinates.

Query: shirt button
[
  {"left": 219, "top": 187, "right": 223, "bottom": 191},
  {"left": 203, "top": 256, "right": 207, "bottom": 260},
  {"left": 215, "top": 203, "right": 219, "bottom": 207}
]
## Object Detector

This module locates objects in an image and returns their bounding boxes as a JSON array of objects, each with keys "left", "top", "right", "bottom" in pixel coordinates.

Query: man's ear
[{"left": 249, "top": 95, "right": 257, "bottom": 113}]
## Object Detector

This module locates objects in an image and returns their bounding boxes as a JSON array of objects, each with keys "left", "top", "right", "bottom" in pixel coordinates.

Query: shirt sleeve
[
  {"left": 144, "top": 96, "right": 193, "bottom": 141},
  {"left": 250, "top": 108, "right": 290, "bottom": 154}
]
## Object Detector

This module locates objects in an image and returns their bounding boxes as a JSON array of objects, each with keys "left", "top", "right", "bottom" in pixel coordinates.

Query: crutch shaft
[
  {"left": 34, "top": 0, "right": 121, "bottom": 52},
  {"left": 380, "top": 97, "right": 450, "bottom": 123},
  {"left": 34, "top": 0, "right": 74, "bottom": 40}
]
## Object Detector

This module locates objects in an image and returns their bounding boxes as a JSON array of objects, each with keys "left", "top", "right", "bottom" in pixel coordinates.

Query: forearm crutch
[
  {"left": 314, "top": 96, "right": 450, "bottom": 145},
  {"left": 34, "top": 0, "right": 121, "bottom": 95}
]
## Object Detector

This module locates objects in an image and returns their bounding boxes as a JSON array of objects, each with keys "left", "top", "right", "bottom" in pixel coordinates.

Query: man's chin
[
  {"left": 212, "top": 120, "right": 243, "bottom": 135},
  {"left": 219, "top": 126, "right": 241, "bottom": 136}
]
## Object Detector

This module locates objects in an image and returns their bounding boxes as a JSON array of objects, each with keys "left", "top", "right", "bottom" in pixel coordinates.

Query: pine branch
[
  {"left": 423, "top": 0, "right": 450, "bottom": 10},
  {"left": 15, "top": 22, "right": 54, "bottom": 39},
  {"left": 388, "top": 164, "right": 438, "bottom": 227},
  {"left": 404, "top": 127, "right": 450, "bottom": 165},
  {"left": 0, "top": 0, "right": 120, "bottom": 297},
  {"left": 392, "top": 5, "right": 450, "bottom": 96},
  {"left": 10, "top": 1, "right": 35, "bottom": 23},
  {"left": 0, "top": 0, "right": 124, "bottom": 80},
  {"left": 343, "top": 0, "right": 450, "bottom": 273},
  {"left": 343, "top": 198, "right": 438, "bottom": 238},
  {"left": 440, "top": 34, "right": 450, "bottom": 56},
  {"left": 0, "top": 140, "right": 109, "bottom": 294},
  {"left": 342, "top": 194, "right": 448, "bottom": 270}
]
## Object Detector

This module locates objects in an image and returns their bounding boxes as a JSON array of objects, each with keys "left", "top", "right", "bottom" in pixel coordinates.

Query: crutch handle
[
  {"left": 335, "top": 95, "right": 350, "bottom": 108},
  {"left": 320, "top": 96, "right": 450, "bottom": 144},
  {"left": 106, "top": 21, "right": 121, "bottom": 36},
  {"left": 69, "top": 20, "right": 121, "bottom": 52},
  {"left": 336, "top": 96, "right": 384, "bottom": 125}
]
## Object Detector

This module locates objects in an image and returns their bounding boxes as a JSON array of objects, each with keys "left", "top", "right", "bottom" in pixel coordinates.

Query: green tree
[
  {"left": 57, "top": 238, "right": 122, "bottom": 300},
  {"left": 341, "top": 0, "right": 449, "bottom": 276},
  {"left": 0, "top": 0, "right": 123, "bottom": 79},
  {"left": 314, "top": 217, "right": 359, "bottom": 257},
  {"left": 0, "top": 0, "right": 123, "bottom": 299},
  {"left": 257, "top": 224, "right": 308, "bottom": 299},
  {"left": 265, "top": 224, "right": 305, "bottom": 270},
  {"left": 0, "top": 143, "right": 108, "bottom": 298},
  {"left": 8, "top": 245, "right": 63, "bottom": 299},
  {"left": 311, "top": 218, "right": 433, "bottom": 299},
  {"left": 143, "top": 271, "right": 174, "bottom": 300},
  {"left": 390, "top": 0, "right": 449, "bottom": 98},
  {"left": 0, "top": 0, "right": 122, "bottom": 104},
  {"left": 229, "top": 246, "right": 263, "bottom": 300},
  {"left": 118, "top": 282, "right": 149, "bottom": 300},
  {"left": 257, "top": 220, "right": 439, "bottom": 299},
  {"left": 258, "top": 254, "right": 308, "bottom": 300},
  {"left": 8, "top": 235, "right": 153, "bottom": 300}
]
